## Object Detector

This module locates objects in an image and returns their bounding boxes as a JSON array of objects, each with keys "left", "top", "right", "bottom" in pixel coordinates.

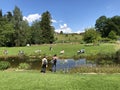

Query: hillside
[{"left": 54, "top": 34, "right": 83, "bottom": 43}]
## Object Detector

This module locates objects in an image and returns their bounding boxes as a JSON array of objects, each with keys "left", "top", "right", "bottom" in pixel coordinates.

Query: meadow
[
  {"left": 0, "top": 37, "right": 120, "bottom": 90},
  {"left": 0, "top": 71, "right": 120, "bottom": 90},
  {"left": 0, "top": 43, "right": 119, "bottom": 59}
]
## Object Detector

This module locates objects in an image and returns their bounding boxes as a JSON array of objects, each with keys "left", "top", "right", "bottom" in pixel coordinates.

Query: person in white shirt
[{"left": 41, "top": 56, "right": 48, "bottom": 73}]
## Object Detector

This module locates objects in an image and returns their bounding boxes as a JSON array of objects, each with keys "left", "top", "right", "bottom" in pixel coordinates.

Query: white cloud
[
  {"left": 23, "top": 13, "right": 41, "bottom": 23},
  {"left": 75, "top": 30, "right": 85, "bottom": 34},
  {"left": 51, "top": 19, "right": 57, "bottom": 23},
  {"left": 23, "top": 13, "right": 57, "bottom": 24},
  {"left": 55, "top": 24, "right": 72, "bottom": 33}
]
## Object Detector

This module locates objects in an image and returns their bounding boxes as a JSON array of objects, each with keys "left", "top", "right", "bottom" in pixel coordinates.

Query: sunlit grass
[
  {"left": 0, "top": 71, "right": 120, "bottom": 90},
  {"left": 0, "top": 43, "right": 117, "bottom": 59}
]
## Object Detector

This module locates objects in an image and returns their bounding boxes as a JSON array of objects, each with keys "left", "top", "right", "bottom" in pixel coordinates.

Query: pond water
[
  {"left": 28, "top": 58, "right": 96, "bottom": 71},
  {"left": 7, "top": 58, "right": 96, "bottom": 71},
  {"left": 55, "top": 59, "right": 96, "bottom": 71}
]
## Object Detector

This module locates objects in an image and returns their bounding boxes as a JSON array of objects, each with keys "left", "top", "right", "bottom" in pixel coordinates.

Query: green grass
[
  {"left": 55, "top": 34, "right": 83, "bottom": 43},
  {"left": 0, "top": 43, "right": 118, "bottom": 58},
  {"left": 70, "top": 65, "right": 120, "bottom": 73},
  {"left": 0, "top": 71, "right": 120, "bottom": 90}
]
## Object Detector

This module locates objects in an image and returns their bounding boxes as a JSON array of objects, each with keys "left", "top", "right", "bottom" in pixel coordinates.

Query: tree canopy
[
  {"left": 95, "top": 15, "right": 120, "bottom": 38},
  {"left": 0, "top": 6, "right": 55, "bottom": 46}
]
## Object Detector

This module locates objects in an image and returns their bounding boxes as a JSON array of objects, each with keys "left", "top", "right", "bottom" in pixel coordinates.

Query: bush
[
  {"left": 0, "top": 61, "right": 11, "bottom": 70},
  {"left": 115, "top": 49, "right": 120, "bottom": 63},
  {"left": 96, "top": 53, "right": 114, "bottom": 65},
  {"left": 18, "top": 63, "right": 31, "bottom": 70}
]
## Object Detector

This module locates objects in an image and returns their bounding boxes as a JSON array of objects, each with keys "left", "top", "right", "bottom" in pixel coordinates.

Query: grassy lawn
[
  {"left": 54, "top": 34, "right": 83, "bottom": 43},
  {"left": 0, "top": 71, "right": 120, "bottom": 90},
  {"left": 0, "top": 43, "right": 118, "bottom": 58}
]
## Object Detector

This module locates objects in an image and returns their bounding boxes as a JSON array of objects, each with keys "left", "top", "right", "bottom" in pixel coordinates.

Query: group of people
[{"left": 41, "top": 54, "right": 58, "bottom": 73}]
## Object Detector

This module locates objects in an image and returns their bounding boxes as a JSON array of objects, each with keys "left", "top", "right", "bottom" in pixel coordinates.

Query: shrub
[
  {"left": 115, "top": 49, "right": 120, "bottom": 63},
  {"left": 0, "top": 61, "right": 11, "bottom": 70},
  {"left": 96, "top": 53, "right": 114, "bottom": 65},
  {"left": 18, "top": 63, "right": 31, "bottom": 70}
]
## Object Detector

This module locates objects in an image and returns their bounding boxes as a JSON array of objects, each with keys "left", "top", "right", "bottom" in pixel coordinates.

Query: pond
[
  {"left": 55, "top": 59, "right": 96, "bottom": 71},
  {"left": 28, "top": 58, "right": 96, "bottom": 71},
  {"left": 6, "top": 58, "right": 96, "bottom": 71}
]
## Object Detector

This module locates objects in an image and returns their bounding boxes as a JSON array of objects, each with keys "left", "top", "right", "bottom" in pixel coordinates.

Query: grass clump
[
  {"left": 69, "top": 65, "right": 120, "bottom": 74},
  {"left": 18, "top": 63, "right": 31, "bottom": 70},
  {"left": 0, "top": 61, "right": 11, "bottom": 70}
]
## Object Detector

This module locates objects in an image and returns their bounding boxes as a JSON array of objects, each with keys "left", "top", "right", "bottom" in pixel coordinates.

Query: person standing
[
  {"left": 51, "top": 54, "right": 58, "bottom": 72},
  {"left": 41, "top": 56, "right": 48, "bottom": 73}
]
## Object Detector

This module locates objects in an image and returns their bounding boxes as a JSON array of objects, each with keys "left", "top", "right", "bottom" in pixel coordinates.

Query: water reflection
[
  {"left": 6, "top": 58, "right": 96, "bottom": 71},
  {"left": 56, "top": 59, "right": 96, "bottom": 71}
]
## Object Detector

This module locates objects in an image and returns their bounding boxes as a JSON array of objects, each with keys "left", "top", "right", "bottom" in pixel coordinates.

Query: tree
[
  {"left": 108, "top": 31, "right": 117, "bottom": 40},
  {"left": 0, "top": 11, "right": 14, "bottom": 46},
  {"left": 111, "top": 16, "right": 120, "bottom": 35},
  {"left": 13, "top": 6, "right": 30, "bottom": 46},
  {"left": 95, "top": 16, "right": 108, "bottom": 37},
  {"left": 83, "top": 28, "right": 101, "bottom": 43},
  {"left": 40, "top": 11, "right": 55, "bottom": 44},
  {"left": 95, "top": 15, "right": 120, "bottom": 38},
  {"left": 60, "top": 31, "right": 63, "bottom": 34},
  {"left": 6, "top": 11, "right": 13, "bottom": 22},
  {"left": 3, "top": 11, "right": 15, "bottom": 46},
  {"left": 31, "top": 20, "right": 43, "bottom": 44},
  {"left": 0, "top": 9, "right": 2, "bottom": 17},
  {"left": 20, "top": 20, "right": 30, "bottom": 46}
]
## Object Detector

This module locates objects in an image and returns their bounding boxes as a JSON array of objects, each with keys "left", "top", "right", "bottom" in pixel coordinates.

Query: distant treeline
[
  {"left": 82, "top": 15, "right": 120, "bottom": 43},
  {"left": 0, "top": 6, "right": 54, "bottom": 47},
  {"left": 0, "top": 6, "right": 120, "bottom": 46},
  {"left": 95, "top": 15, "right": 120, "bottom": 37}
]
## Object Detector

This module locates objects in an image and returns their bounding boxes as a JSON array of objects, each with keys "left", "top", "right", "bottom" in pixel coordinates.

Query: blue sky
[{"left": 0, "top": 0, "right": 120, "bottom": 33}]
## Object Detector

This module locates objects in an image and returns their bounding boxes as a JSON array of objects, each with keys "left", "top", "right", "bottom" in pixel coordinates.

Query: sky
[{"left": 0, "top": 0, "right": 120, "bottom": 33}]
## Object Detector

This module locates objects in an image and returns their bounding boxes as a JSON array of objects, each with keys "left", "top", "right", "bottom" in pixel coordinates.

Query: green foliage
[
  {"left": 0, "top": 9, "right": 2, "bottom": 17},
  {"left": 65, "top": 34, "right": 68, "bottom": 37},
  {"left": 60, "top": 31, "right": 63, "bottom": 34},
  {"left": 40, "top": 11, "right": 55, "bottom": 44},
  {"left": 0, "top": 61, "right": 11, "bottom": 70},
  {"left": 0, "top": 7, "right": 56, "bottom": 46},
  {"left": 13, "top": 6, "right": 30, "bottom": 46},
  {"left": 95, "top": 16, "right": 108, "bottom": 37},
  {"left": 108, "top": 31, "right": 117, "bottom": 40},
  {"left": 31, "top": 20, "right": 42, "bottom": 44},
  {"left": 30, "top": 11, "right": 55, "bottom": 44},
  {"left": 18, "top": 63, "right": 31, "bottom": 70},
  {"left": 95, "top": 15, "right": 120, "bottom": 38},
  {"left": 0, "top": 13, "right": 15, "bottom": 46},
  {"left": 115, "top": 49, "right": 120, "bottom": 63},
  {"left": 83, "top": 28, "right": 101, "bottom": 43}
]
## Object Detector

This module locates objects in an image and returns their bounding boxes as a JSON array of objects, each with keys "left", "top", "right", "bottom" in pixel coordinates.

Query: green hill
[{"left": 54, "top": 33, "right": 83, "bottom": 43}]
